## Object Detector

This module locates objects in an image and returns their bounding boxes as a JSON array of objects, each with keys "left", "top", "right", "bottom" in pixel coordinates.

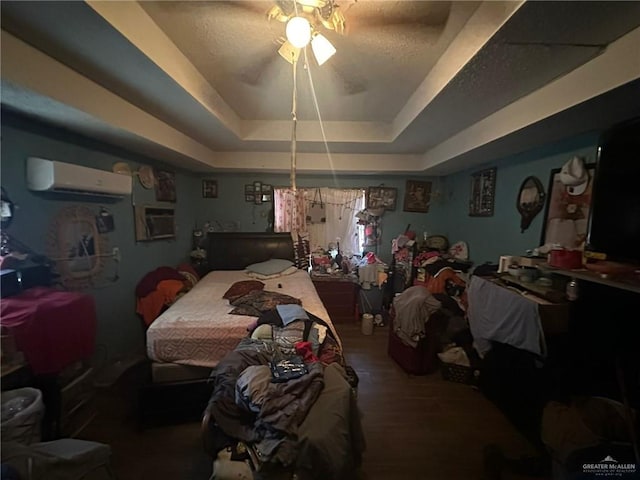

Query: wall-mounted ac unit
[{"left": 26, "top": 157, "right": 132, "bottom": 197}]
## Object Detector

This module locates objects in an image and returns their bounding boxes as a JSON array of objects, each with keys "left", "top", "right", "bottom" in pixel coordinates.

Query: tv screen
[{"left": 586, "top": 117, "right": 640, "bottom": 264}]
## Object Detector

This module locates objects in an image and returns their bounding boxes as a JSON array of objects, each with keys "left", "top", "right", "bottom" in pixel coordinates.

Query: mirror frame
[
  {"left": 47, "top": 205, "right": 107, "bottom": 288},
  {"left": 517, "top": 176, "right": 545, "bottom": 233}
]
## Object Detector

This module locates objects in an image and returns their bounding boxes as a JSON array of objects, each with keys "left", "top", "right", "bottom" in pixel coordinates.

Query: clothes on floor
[{"left": 392, "top": 286, "right": 442, "bottom": 348}]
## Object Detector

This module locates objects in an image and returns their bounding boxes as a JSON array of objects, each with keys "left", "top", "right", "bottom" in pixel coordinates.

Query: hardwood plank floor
[
  {"left": 79, "top": 321, "right": 546, "bottom": 479},
  {"left": 337, "top": 321, "right": 545, "bottom": 480}
]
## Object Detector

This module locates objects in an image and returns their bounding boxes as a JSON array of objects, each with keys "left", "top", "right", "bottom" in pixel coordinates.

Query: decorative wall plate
[
  {"left": 137, "top": 165, "right": 155, "bottom": 189},
  {"left": 426, "top": 235, "right": 449, "bottom": 251},
  {"left": 112, "top": 162, "right": 132, "bottom": 176}
]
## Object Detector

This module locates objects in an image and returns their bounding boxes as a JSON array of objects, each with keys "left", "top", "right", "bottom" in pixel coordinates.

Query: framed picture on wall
[
  {"left": 367, "top": 186, "right": 397, "bottom": 211},
  {"left": 540, "top": 162, "right": 596, "bottom": 249},
  {"left": 469, "top": 167, "right": 496, "bottom": 216},
  {"left": 403, "top": 180, "right": 432, "bottom": 213},
  {"left": 202, "top": 180, "right": 218, "bottom": 198},
  {"left": 154, "top": 169, "right": 177, "bottom": 202},
  {"left": 245, "top": 193, "right": 255, "bottom": 202}
]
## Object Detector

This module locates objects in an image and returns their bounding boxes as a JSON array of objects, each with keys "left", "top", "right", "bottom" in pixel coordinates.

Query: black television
[{"left": 585, "top": 117, "right": 640, "bottom": 265}]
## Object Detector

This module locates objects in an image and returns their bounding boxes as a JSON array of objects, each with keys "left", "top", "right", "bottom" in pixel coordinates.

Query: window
[{"left": 274, "top": 187, "right": 366, "bottom": 255}]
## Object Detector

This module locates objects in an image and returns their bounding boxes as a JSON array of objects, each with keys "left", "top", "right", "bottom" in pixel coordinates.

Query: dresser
[
  {"left": 0, "top": 287, "right": 97, "bottom": 439},
  {"left": 312, "top": 274, "right": 360, "bottom": 323}
]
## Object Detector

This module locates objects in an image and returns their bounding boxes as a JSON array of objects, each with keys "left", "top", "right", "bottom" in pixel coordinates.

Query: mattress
[{"left": 146, "top": 269, "right": 337, "bottom": 368}]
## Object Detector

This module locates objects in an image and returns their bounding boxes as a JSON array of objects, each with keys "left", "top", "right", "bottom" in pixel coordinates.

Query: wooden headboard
[{"left": 206, "top": 232, "right": 295, "bottom": 271}]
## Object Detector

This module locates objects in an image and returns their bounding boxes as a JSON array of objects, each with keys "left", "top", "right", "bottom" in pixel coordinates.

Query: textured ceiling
[{"left": 1, "top": 0, "right": 639, "bottom": 175}]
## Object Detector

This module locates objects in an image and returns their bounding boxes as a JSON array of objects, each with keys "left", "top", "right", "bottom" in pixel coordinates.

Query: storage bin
[
  {"left": 440, "top": 362, "right": 477, "bottom": 385},
  {"left": 387, "top": 309, "right": 448, "bottom": 375},
  {"left": 1, "top": 387, "right": 44, "bottom": 444}
]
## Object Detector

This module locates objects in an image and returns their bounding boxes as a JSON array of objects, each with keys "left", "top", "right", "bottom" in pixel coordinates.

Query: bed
[
  {"left": 140, "top": 233, "right": 312, "bottom": 421},
  {"left": 146, "top": 269, "right": 337, "bottom": 369},
  {"left": 142, "top": 233, "right": 364, "bottom": 478},
  {"left": 146, "top": 232, "right": 333, "bottom": 382}
]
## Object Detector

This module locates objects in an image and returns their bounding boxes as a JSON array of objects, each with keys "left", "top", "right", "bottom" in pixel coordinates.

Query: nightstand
[{"left": 312, "top": 273, "right": 360, "bottom": 323}]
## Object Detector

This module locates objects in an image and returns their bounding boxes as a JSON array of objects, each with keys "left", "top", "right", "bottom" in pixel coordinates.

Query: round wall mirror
[
  {"left": 517, "top": 176, "right": 545, "bottom": 233},
  {"left": 47, "top": 205, "right": 108, "bottom": 289}
]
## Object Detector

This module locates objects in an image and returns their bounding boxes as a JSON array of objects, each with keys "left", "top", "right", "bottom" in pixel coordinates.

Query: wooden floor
[
  {"left": 79, "top": 321, "right": 545, "bottom": 479},
  {"left": 338, "top": 322, "right": 544, "bottom": 480}
]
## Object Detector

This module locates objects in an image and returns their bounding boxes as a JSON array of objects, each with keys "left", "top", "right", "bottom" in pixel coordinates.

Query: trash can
[
  {"left": 1, "top": 387, "right": 44, "bottom": 444},
  {"left": 361, "top": 313, "right": 374, "bottom": 335}
]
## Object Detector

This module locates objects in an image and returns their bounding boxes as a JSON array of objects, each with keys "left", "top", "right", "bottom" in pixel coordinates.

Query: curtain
[
  {"left": 305, "top": 188, "right": 365, "bottom": 255},
  {"left": 274, "top": 187, "right": 365, "bottom": 255},
  {"left": 274, "top": 188, "right": 306, "bottom": 234}
]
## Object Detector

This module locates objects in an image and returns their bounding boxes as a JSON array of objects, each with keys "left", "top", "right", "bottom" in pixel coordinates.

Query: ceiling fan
[
  {"left": 260, "top": 0, "right": 348, "bottom": 70},
  {"left": 267, "top": 0, "right": 348, "bottom": 35},
  {"left": 155, "top": 1, "right": 452, "bottom": 96},
  {"left": 249, "top": 0, "right": 450, "bottom": 95}
]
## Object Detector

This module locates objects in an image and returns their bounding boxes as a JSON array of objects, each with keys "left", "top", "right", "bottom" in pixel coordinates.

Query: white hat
[{"left": 559, "top": 156, "right": 589, "bottom": 196}]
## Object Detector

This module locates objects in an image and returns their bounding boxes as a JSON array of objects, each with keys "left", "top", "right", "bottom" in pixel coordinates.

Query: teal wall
[
  {"left": 194, "top": 173, "right": 447, "bottom": 263},
  {"left": 0, "top": 111, "right": 612, "bottom": 361},
  {"left": 1, "top": 114, "right": 199, "bottom": 360},
  {"left": 440, "top": 133, "right": 600, "bottom": 265}
]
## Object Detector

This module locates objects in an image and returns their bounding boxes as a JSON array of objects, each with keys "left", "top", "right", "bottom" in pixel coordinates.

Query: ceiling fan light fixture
[
  {"left": 311, "top": 33, "right": 336, "bottom": 65},
  {"left": 286, "top": 16, "right": 312, "bottom": 48},
  {"left": 278, "top": 41, "right": 301, "bottom": 64}
]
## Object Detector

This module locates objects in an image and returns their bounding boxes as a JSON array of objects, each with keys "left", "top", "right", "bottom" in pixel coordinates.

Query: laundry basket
[{"left": 1, "top": 387, "right": 44, "bottom": 444}]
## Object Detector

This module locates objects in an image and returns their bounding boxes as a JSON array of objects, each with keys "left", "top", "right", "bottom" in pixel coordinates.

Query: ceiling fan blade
[
  {"left": 237, "top": 50, "right": 281, "bottom": 86},
  {"left": 328, "top": 58, "right": 368, "bottom": 96},
  {"left": 346, "top": 1, "right": 451, "bottom": 35}
]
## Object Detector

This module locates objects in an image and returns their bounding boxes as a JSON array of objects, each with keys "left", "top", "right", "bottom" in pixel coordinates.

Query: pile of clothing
[
  {"left": 205, "top": 304, "right": 364, "bottom": 479},
  {"left": 135, "top": 264, "right": 200, "bottom": 326}
]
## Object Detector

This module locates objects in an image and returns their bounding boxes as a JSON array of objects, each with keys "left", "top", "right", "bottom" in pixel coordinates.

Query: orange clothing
[
  {"left": 414, "top": 267, "right": 466, "bottom": 295},
  {"left": 136, "top": 279, "right": 186, "bottom": 326}
]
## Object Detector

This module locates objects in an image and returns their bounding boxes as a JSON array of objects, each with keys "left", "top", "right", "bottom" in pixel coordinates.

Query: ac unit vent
[{"left": 26, "top": 157, "right": 132, "bottom": 197}]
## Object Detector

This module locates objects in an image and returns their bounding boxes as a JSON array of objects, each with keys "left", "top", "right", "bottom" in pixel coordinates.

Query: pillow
[
  {"left": 246, "top": 258, "right": 294, "bottom": 276},
  {"left": 251, "top": 324, "right": 273, "bottom": 341},
  {"left": 223, "top": 280, "right": 265, "bottom": 302},
  {"left": 246, "top": 265, "right": 298, "bottom": 280},
  {"left": 292, "top": 232, "right": 311, "bottom": 270}
]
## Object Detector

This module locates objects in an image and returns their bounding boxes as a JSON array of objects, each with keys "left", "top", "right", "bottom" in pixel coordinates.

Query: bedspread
[{"left": 146, "top": 269, "right": 337, "bottom": 368}]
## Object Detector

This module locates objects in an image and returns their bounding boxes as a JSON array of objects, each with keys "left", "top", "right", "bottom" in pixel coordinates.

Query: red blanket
[{"left": 0, "top": 287, "right": 96, "bottom": 375}]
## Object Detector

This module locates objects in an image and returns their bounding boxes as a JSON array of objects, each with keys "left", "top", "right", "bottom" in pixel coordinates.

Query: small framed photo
[
  {"left": 244, "top": 184, "right": 254, "bottom": 194},
  {"left": 253, "top": 181, "right": 262, "bottom": 192},
  {"left": 254, "top": 194, "right": 263, "bottom": 205},
  {"left": 202, "top": 179, "right": 218, "bottom": 198},
  {"left": 261, "top": 184, "right": 272, "bottom": 193},
  {"left": 245, "top": 193, "right": 255, "bottom": 202},
  {"left": 261, "top": 194, "right": 272, "bottom": 202}
]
